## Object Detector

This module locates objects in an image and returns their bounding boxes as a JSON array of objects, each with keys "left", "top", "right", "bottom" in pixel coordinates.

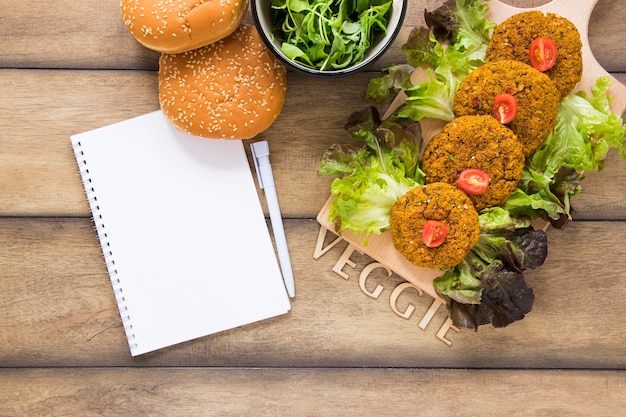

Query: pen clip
[{"left": 251, "top": 140, "right": 270, "bottom": 189}]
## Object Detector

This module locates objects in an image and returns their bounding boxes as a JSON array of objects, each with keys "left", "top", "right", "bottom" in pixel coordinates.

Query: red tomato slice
[
  {"left": 529, "top": 37, "right": 558, "bottom": 72},
  {"left": 422, "top": 220, "right": 447, "bottom": 248},
  {"left": 493, "top": 93, "right": 517, "bottom": 124},
  {"left": 458, "top": 168, "right": 490, "bottom": 195}
]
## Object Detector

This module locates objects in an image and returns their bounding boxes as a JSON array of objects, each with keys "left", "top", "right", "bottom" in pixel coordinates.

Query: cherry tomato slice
[
  {"left": 493, "top": 93, "right": 517, "bottom": 124},
  {"left": 458, "top": 168, "right": 490, "bottom": 195},
  {"left": 529, "top": 37, "right": 558, "bottom": 72},
  {"left": 422, "top": 220, "right": 447, "bottom": 248}
]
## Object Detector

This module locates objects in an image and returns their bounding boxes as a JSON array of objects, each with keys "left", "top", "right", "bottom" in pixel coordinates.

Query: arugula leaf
[
  {"left": 318, "top": 107, "right": 425, "bottom": 242},
  {"left": 271, "top": 0, "right": 393, "bottom": 71}
]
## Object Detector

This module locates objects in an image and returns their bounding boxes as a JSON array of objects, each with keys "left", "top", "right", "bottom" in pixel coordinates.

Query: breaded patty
[
  {"left": 485, "top": 11, "right": 582, "bottom": 97},
  {"left": 453, "top": 60, "right": 560, "bottom": 157},
  {"left": 391, "top": 182, "right": 480, "bottom": 270},
  {"left": 421, "top": 115, "right": 524, "bottom": 211}
]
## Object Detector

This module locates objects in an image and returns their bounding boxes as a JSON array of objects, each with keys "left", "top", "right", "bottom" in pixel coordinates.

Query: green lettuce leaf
[
  {"left": 504, "top": 77, "right": 626, "bottom": 228},
  {"left": 399, "top": 0, "right": 494, "bottom": 121},
  {"left": 365, "top": 0, "right": 494, "bottom": 108},
  {"left": 453, "top": 263, "right": 535, "bottom": 329},
  {"left": 366, "top": 0, "right": 494, "bottom": 121},
  {"left": 364, "top": 64, "right": 413, "bottom": 102},
  {"left": 318, "top": 107, "right": 425, "bottom": 243},
  {"left": 397, "top": 62, "right": 458, "bottom": 122},
  {"left": 531, "top": 76, "right": 626, "bottom": 174},
  {"left": 434, "top": 208, "right": 547, "bottom": 329}
]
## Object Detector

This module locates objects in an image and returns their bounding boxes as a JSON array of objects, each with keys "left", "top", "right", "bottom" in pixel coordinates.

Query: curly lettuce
[
  {"left": 532, "top": 76, "right": 626, "bottom": 173},
  {"left": 434, "top": 207, "right": 548, "bottom": 329},
  {"left": 365, "top": 0, "right": 495, "bottom": 122},
  {"left": 504, "top": 76, "right": 626, "bottom": 228},
  {"left": 318, "top": 107, "right": 424, "bottom": 243}
]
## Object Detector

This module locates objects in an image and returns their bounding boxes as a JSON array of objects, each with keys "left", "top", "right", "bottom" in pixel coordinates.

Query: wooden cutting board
[{"left": 316, "top": 0, "right": 626, "bottom": 301}]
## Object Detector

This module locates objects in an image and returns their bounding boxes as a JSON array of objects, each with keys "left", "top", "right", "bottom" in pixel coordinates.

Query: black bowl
[{"left": 251, "top": 0, "right": 408, "bottom": 77}]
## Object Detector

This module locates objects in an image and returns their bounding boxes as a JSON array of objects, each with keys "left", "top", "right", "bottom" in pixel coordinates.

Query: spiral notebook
[{"left": 70, "top": 110, "right": 291, "bottom": 356}]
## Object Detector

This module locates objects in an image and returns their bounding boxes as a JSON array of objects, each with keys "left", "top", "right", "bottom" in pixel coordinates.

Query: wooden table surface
[{"left": 1, "top": 0, "right": 625, "bottom": 415}]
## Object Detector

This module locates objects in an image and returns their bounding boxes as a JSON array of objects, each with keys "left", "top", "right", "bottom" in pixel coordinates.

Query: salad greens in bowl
[{"left": 251, "top": 0, "right": 407, "bottom": 76}]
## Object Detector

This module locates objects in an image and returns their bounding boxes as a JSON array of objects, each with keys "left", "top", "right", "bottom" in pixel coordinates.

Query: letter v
[{"left": 313, "top": 226, "right": 344, "bottom": 259}]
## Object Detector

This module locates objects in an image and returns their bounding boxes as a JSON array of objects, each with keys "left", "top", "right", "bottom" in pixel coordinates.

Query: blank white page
[{"left": 71, "top": 111, "right": 291, "bottom": 356}]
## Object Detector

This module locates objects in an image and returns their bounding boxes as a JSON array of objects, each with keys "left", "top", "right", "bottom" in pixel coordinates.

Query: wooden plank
[
  {"left": 0, "top": 367, "right": 624, "bottom": 416},
  {"left": 1, "top": 2, "right": 625, "bottom": 415},
  {"left": 0, "top": 68, "right": 363, "bottom": 217},
  {"left": 0, "top": 69, "right": 159, "bottom": 216},
  {"left": 0, "top": 0, "right": 624, "bottom": 72},
  {"left": 588, "top": 0, "right": 626, "bottom": 73},
  {"left": 0, "top": 0, "right": 160, "bottom": 70},
  {"left": 0, "top": 0, "right": 415, "bottom": 71},
  {"left": 0, "top": 217, "right": 624, "bottom": 368},
  {"left": 2, "top": 69, "right": 626, "bottom": 218}
]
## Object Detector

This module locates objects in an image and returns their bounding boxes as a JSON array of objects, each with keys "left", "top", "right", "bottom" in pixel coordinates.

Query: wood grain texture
[
  {"left": 1, "top": 368, "right": 625, "bottom": 417},
  {"left": 0, "top": 0, "right": 623, "bottom": 72},
  {"left": 1, "top": 69, "right": 626, "bottom": 218},
  {"left": 0, "top": 0, "right": 159, "bottom": 70},
  {"left": 1, "top": 0, "right": 626, "bottom": 415},
  {"left": 1, "top": 218, "right": 624, "bottom": 368}
]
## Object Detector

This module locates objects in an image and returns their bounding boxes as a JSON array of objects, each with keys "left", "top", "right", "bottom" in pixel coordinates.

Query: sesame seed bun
[
  {"left": 158, "top": 24, "right": 287, "bottom": 140},
  {"left": 121, "top": 0, "right": 249, "bottom": 54}
]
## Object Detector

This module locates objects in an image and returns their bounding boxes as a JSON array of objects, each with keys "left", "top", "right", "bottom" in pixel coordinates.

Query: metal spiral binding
[{"left": 71, "top": 141, "right": 139, "bottom": 352}]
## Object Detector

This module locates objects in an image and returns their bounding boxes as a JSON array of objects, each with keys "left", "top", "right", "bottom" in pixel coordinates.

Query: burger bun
[
  {"left": 158, "top": 24, "right": 287, "bottom": 140},
  {"left": 121, "top": 0, "right": 249, "bottom": 53}
]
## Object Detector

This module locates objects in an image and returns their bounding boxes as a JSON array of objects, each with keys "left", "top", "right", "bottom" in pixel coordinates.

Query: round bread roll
[
  {"left": 158, "top": 24, "right": 287, "bottom": 140},
  {"left": 121, "top": 0, "right": 249, "bottom": 53}
]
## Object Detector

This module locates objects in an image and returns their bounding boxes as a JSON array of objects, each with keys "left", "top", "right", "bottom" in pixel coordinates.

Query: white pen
[{"left": 251, "top": 140, "right": 295, "bottom": 298}]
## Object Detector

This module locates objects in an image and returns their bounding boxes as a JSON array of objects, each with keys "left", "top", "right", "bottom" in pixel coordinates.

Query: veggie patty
[
  {"left": 485, "top": 11, "right": 583, "bottom": 98},
  {"left": 421, "top": 115, "right": 524, "bottom": 211},
  {"left": 391, "top": 182, "right": 480, "bottom": 270},
  {"left": 453, "top": 60, "right": 560, "bottom": 157}
]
